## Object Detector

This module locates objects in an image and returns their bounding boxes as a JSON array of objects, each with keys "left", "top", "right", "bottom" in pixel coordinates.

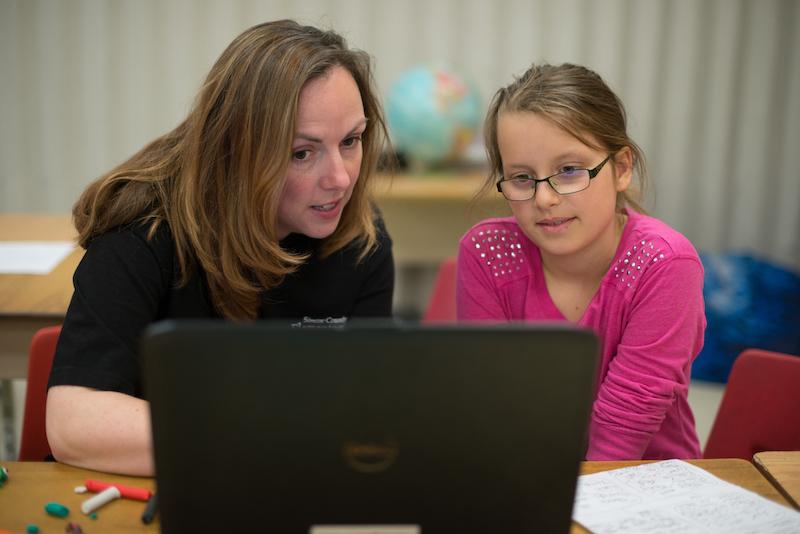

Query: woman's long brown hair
[{"left": 73, "top": 20, "right": 390, "bottom": 320}]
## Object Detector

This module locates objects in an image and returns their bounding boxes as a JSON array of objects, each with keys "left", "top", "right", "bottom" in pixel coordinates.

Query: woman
[{"left": 46, "top": 20, "right": 394, "bottom": 475}]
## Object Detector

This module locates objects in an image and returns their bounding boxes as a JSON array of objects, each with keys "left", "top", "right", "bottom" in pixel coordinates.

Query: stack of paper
[{"left": 573, "top": 459, "right": 800, "bottom": 533}]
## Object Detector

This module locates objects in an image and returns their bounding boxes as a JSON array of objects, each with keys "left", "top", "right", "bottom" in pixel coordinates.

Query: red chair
[
  {"left": 422, "top": 258, "right": 457, "bottom": 323},
  {"left": 18, "top": 325, "right": 61, "bottom": 461},
  {"left": 703, "top": 348, "right": 800, "bottom": 460}
]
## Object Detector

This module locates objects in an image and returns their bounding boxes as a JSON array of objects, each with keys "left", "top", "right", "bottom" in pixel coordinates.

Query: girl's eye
[
  {"left": 560, "top": 166, "right": 583, "bottom": 177},
  {"left": 293, "top": 149, "right": 311, "bottom": 161},
  {"left": 510, "top": 175, "right": 534, "bottom": 187}
]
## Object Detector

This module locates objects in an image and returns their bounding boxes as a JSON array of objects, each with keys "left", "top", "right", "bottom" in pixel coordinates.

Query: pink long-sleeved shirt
[{"left": 457, "top": 209, "right": 705, "bottom": 460}]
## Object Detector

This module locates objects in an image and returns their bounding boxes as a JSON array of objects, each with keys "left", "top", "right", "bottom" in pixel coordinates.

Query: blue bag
[{"left": 692, "top": 252, "right": 800, "bottom": 382}]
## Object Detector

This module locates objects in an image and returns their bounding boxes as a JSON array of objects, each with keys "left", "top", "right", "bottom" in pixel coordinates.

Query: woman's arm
[
  {"left": 46, "top": 385, "right": 154, "bottom": 476},
  {"left": 46, "top": 225, "right": 171, "bottom": 475}
]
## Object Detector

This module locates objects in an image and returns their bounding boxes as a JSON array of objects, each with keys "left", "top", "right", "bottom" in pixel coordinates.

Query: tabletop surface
[
  {"left": 0, "top": 458, "right": 791, "bottom": 533},
  {"left": 0, "top": 461, "right": 157, "bottom": 533},
  {"left": 0, "top": 214, "right": 80, "bottom": 317},
  {"left": 754, "top": 450, "right": 800, "bottom": 509}
]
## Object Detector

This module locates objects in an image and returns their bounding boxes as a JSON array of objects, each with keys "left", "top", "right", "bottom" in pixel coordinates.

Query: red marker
[{"left": 85, "top": 479, "right": 152, "bottom": 501}]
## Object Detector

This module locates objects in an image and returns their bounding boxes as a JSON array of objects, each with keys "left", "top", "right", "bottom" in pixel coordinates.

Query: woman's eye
[
  {"left": 293, "top": 149, "right": 311, "bottom": 161},
  {"left": 561, "top": 166, "right": 579, "bottom": 175},
  {"left": 343, "top": 136, "right": 361, "bottom": 148}
]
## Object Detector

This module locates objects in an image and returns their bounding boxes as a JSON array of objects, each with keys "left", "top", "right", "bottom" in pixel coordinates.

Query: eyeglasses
[{"left": 496, "top": 156, "right": 611, "bottom": 201}]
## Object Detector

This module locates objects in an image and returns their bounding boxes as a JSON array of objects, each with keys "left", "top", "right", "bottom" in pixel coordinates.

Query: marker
[
  {"left": 85, "top": 479, "right": 152, "bottom": 501},
  {"left": 141, "top": 493, "right": 158, "bottom": 524},
  {"left": 81, "top": 486, "right": 121, "bottom": 514}
]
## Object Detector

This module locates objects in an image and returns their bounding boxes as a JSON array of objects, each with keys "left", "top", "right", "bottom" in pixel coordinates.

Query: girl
[
  {"left": 457, "top": 63, "right": 705, "bottom": 460},
  {"left": 46, "top": 20, "right": 395, "bottom": 475}
]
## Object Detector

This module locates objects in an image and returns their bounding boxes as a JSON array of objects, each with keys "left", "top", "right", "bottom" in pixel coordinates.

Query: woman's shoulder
[
  {"left": 373, "top": 213, "right": 392, "bottom": 246},
  {"left": 84, "top": 219, "right": 177, "bottom": 268}
]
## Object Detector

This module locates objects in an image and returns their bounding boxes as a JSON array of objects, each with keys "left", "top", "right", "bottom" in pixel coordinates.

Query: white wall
[{"left": 1, "top": 0, "right": 798, "bottom": 268}]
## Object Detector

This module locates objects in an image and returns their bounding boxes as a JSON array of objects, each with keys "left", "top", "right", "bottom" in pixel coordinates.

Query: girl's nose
[{"left": 534, "top": 180, "right": 561, "bottom": 209}]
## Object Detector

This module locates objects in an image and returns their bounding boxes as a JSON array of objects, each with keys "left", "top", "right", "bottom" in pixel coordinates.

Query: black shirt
[{"left": 49, "top": 219, "right": 394, "bottom": 398}]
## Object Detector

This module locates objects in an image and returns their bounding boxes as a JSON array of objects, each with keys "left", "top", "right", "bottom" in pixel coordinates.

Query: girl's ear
[{"left": 613, "top": 146, "right": 633, "bottom": 192}]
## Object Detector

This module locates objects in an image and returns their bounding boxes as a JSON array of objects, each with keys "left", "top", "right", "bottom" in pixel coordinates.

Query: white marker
[{"left": 81, "top": 485, "right": 121, "bottom": 514}]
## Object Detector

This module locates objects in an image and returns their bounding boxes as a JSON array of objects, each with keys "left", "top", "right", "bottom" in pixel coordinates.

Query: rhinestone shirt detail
[
  {"left": 611, "top": 238, "right": 668, "bottom": 290},
  {"left": 471, "top": 227, "right": 525, "bottom": 277}
]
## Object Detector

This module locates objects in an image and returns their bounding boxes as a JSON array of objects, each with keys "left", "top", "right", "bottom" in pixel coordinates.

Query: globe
[{"left": 386, "top": 65, "right": 481, "bottom": 168}]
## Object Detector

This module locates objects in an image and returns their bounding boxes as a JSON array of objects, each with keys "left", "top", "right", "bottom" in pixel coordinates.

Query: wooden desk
[
  {"left": 754, "top": 451, "right": 800, "bottom": 510},
  {"left": 571, "top": 458, "right": 793, "bottom": 534},
  {"left": 0, "top": 459, "right": 790, "bottom": 533},
  {"left": 373, "top": 172, "right": 508, "bottom": 265},
  {"left": 0, "top": 461, "right": 157, "bottom": 532},
  {"left": 0, "top": 214, "right": 80, "bottom": 379}
]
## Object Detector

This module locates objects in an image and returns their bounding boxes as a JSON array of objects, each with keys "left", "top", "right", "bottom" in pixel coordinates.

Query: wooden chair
[
  {"left": 18, "top": 326, "right": 61, "bottom": 461},
  {"left": 703, "top": 348, "right": 800, "bottom": 459}
]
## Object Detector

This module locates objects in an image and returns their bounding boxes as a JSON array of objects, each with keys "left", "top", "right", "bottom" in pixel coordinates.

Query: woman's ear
[{"left": 613, "top": 146, "right": 633, "bottom": 192}]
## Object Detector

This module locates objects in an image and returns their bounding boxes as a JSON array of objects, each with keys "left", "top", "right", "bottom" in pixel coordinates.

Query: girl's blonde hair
[
  {"left": 484, "top": 63, "right": 647, "bottom": 212},
  {"left": 73, "top": 20, "right": 389, "bottom": 320}
]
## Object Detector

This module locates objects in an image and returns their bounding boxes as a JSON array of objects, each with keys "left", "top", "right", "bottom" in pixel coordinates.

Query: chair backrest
[
  {"left": 18, "top": 325, "right": 61, "bottom": 461},
  {"left": 422, "top": 257, "right": 457, "bottom": 323},
  {"left": 703, "top": 348, "right": 800, "bottom": 459}
]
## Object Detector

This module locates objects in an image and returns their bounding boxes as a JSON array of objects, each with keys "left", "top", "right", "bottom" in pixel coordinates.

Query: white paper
[
  {"left": 573, "top": 460, "right": 800, "bottom": 534},
  {"left": 0, "top": 241, "right": 75, "bottom": 274}
]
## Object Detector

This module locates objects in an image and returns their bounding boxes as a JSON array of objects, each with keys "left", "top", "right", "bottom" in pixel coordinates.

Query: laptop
[{"left": 142, "top": 320, "right": 598, "bottom": 533}]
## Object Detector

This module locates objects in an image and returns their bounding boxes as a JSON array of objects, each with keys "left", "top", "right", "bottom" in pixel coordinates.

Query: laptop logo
[{"left": 342, "top": 439, "right": 399, "bottom": 474}]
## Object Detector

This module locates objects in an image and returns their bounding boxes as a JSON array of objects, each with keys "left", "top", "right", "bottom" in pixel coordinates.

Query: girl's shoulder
[
  {"left": 459, "top": 217, "right": 537, "bottom": 281},
  {"left": 623, "top": 210, "right": 700, "bottom": 260},
  {"left": 459, "top": 217, "right": 529, "bottom": 248},
  {"left": 609, "top": 210, "right": 703, "bottom": 292},
  {"left": 459, "top": 217, "right": 535, "bottom": 259}
]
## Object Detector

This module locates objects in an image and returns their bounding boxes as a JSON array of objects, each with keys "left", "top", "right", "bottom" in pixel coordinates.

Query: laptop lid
[{"left": 142, "top": 320, "right": 598, "bottom": 533}]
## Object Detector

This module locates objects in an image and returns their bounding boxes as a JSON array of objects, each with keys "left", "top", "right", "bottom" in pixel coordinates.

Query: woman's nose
[{"left": 321, "top": 151, "right": 352, "bottom": 190}]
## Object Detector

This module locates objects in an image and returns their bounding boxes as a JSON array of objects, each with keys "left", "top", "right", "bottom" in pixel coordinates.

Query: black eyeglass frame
[{"left": 495, "top": 155, "right": 612, "bottom": 201}]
